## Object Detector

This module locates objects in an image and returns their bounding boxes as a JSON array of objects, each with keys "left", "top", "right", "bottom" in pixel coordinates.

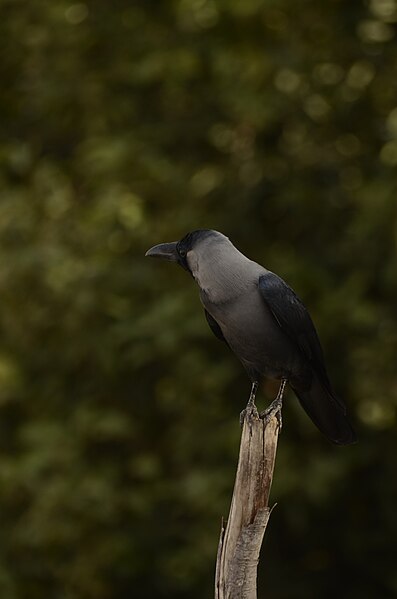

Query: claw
[
  {"left": 259, "top": 379, "right": 287, "bottom": 432},
  {"left": 261, "top": 397, "right": 283, "bottom": 430},
  {"left": 240, "top": 381, "right": 259, "bottom": 426}
]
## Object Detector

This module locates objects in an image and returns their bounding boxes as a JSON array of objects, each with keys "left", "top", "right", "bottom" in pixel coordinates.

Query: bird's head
[{"left": 145, "top": 229, "right": 226, "bottom": 275}]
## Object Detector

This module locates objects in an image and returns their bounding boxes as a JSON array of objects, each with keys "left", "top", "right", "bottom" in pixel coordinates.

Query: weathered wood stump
[{"left": 215, "top": 405, "right": 280, "bottom": 599}]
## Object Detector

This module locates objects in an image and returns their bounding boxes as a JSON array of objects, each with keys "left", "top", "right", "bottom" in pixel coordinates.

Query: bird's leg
[
  {"left": 239, "top": 381, "right": 259, "bottom": 426},
  {"left": 260, "top": 378, "right": 287, "bottom": 430}
]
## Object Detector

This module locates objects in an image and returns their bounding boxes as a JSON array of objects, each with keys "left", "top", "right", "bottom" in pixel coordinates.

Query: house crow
[{"left": 146, "top": 229, "right": 356, "bottom": 445}]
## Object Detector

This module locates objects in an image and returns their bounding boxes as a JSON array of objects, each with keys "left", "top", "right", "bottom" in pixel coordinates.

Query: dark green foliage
[{"left": 0, "top": 0, "right": 396, "bottom": 597}]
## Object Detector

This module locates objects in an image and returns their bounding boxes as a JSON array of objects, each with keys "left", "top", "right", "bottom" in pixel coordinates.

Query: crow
[{"left": 146, "top": 229, "right": 356, "bottom": 445}]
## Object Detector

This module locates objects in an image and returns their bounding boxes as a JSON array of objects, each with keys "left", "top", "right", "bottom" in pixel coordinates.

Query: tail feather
[{"left": 292, "top": 375, "right": 356, "bottom": 445}]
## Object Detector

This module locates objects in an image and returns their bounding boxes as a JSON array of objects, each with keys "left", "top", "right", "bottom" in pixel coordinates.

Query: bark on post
[{"left": 215, "top": 404, "right": 280, "bottom": 599}]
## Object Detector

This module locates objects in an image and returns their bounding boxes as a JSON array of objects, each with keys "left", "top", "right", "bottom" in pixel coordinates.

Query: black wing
[
  {"left": 259, "top": 271, "right": 355, "bottom": 442},
  {"left": 204, "top": 310, "right": 227, "bottom": 344},
  {"left": 258, "top": 271, "right": 333, "bottom": 394}
]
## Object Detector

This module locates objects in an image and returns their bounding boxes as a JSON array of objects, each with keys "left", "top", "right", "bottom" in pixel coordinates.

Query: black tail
[{"left": 292, "top": 375, "right": 356, "bottom": 445}]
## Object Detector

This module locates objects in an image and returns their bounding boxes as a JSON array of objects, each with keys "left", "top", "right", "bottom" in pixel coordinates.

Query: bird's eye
[{"left": 179, "top": 248, "right": 187, "bottom": 258}]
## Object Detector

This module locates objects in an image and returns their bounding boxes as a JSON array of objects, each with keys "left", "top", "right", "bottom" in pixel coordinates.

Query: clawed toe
[
  {"left": 260, "top": 398, "right": 283, "bottom": 431},
  {"left": 240, "top": 381, "right": 259, "bottom": 426},
  {"left": 240, "top": 402, "right": 259, "bottom": 426}
]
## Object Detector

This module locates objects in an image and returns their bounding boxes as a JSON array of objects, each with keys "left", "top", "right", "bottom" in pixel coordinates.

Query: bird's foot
[
  {"left": 260, "top": 397, "right": 283, "bottom": 431},
  {"left": 260, "top": 378, "right": 286, "bottom": 431},
  {"left": 240, "top": 381, "right": 259, "bottom": 426},
  {"left": 240, "top": 399, "right": 259, "bottom": 426}
]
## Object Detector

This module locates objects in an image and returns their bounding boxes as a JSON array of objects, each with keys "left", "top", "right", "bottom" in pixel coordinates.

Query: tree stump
[{"left": 215, "top": 404, "right": 280, "bottom": 599}]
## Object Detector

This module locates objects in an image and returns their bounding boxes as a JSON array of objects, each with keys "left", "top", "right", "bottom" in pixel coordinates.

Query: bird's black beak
[{"left": 145, "top": 242, "right": 178, "bottom": 262}]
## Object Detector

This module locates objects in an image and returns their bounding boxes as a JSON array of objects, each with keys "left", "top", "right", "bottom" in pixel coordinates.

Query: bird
[{"left": 145, "top": 229, "right": 356, "bottom": 445}]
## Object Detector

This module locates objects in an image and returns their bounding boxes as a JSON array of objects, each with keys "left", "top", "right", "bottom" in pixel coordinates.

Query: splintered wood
[{"left": 215, "top": 406, "right": 279, "bottom": 599}]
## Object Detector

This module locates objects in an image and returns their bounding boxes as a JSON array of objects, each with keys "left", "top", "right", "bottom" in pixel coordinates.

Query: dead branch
[{"left": 215, "top": 404, "right": 280, "bottom": 599}]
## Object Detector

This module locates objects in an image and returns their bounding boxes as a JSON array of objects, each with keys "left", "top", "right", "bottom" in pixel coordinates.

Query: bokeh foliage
[{"left": 1, "top": 0, "right": 397, "bottom": 597}]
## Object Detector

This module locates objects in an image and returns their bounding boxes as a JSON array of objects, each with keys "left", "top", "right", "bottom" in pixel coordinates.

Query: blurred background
[{"left": 0, "top": 0, "right": 397, "bottom": 597}]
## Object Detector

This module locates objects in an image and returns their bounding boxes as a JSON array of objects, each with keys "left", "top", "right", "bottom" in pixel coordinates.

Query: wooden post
[{"left": 215, "top": 404, "right": 280, "bottom": 599}]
